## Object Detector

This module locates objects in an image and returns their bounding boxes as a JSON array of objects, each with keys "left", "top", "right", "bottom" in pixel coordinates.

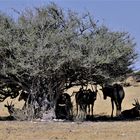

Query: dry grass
[{"left": 0, "top": 85, "right": 140, "bottom": 140}]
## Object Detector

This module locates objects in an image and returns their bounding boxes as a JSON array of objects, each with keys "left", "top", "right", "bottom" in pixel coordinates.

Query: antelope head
[
  {"left": 132, "top": 99, "right": 140, "bottom": 110},
  {"left": 4, "top": 101, "right": 14, "bottom": 111}
]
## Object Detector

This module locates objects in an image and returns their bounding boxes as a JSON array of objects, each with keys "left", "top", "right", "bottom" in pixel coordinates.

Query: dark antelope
[
  {"left": 100, "top": 83, "right": 125, "bottom": 117},
  {"left": 121, "top": 99, "right": 140, "bottom": 118},
  {"left": 75, "top": 87, "right": 97, "bottom": 117},
  {"left": 55, "top": 93, "right": 73, "bottom": 119}
]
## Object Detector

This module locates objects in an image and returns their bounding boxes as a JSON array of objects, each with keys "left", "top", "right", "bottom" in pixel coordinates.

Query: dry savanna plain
[{"left": 0, "top": 82, "right": 140, "bottom": 140}]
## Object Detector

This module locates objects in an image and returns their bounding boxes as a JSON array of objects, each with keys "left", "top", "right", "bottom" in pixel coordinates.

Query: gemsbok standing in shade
[
  {"left": 75, "top": 86, "right": 97, "bottom": 118},
  {"left": 55, "top": 93, "right": 73, "bottom": 120},
  {"left": 100, "top": 83, "right": 125, "bottom": 117}
]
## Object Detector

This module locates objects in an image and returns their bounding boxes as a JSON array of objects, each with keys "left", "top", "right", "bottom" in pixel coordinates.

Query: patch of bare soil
[{"left": 0, "top": 85, "right": 140, "bottom": 140}]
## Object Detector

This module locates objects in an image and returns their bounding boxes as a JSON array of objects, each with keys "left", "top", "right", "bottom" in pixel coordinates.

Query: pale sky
[{"left": 0, "top": 0, "right": 140, "bottom": 70}]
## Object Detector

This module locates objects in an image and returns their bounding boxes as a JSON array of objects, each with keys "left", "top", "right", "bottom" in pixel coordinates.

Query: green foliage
[
  {"left": 135, "top": 70, "right": 140, "bottom": 76},
  {"left": 0, "top": 4, "right": 137, "bottom": 81}
]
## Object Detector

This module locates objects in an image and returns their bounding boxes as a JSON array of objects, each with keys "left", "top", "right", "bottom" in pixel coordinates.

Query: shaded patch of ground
[
  {"left": 85, "top": 114, "right": 140, "bottom": 122},
  {"left": 1, "top": 114, "right": 140, "bottom": 123}
]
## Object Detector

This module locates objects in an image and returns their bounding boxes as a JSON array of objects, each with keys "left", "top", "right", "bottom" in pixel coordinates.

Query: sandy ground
[
  {"left": 0, "top": 85, "right": 140, "bottom": 140},
  {"left": 0, "top": 121, "right": 140, "bottom": 140}
]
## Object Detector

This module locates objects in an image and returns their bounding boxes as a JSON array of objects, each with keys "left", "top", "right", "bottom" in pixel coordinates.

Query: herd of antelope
[
  {"left": 4, "top": 83, "right": 140, "bottom": 121},
  {"left": 55, "top": 83, "right": 140, "bottom": 120}
]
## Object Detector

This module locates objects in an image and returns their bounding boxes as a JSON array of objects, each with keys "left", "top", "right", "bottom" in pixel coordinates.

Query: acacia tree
[{"left": 0, "top": 3, "right": 137, "bottom": 119}]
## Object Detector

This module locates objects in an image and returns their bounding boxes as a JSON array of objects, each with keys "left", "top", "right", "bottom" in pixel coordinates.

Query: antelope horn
[
  {"left": 135, "top": 98, "right": 138, "bottom": 105},
  {"left": 91, "top": 84, "right": 94, "bottom": 92},
  {"left": 134, "top": 98, "right": 137, "bottom": 104},
  {"left": 136, "top": 99, "right": 139, "bottom": 105},
  {"left": 132, "top": 99, "right": 136, "bottom": 106},
  {"left": 134, "top": 98, "right": 136, "bottom": 103},
  {"left": 133, "top": 98, "right": 139, "bottom": 106},
  {"left": 10, "top": 101, "right": 13, "bottom": 106}
]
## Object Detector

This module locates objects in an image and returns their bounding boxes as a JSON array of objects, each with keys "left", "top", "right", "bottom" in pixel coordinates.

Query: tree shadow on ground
[
  {"left": 85, "top": 114, "right": 140, "bottom": 122},
  {"left": 0, "top": 116, "right": 15, "bottom": 121},
  {"left": 1, "top": 114, "right": 140, "bottom": 122}
]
